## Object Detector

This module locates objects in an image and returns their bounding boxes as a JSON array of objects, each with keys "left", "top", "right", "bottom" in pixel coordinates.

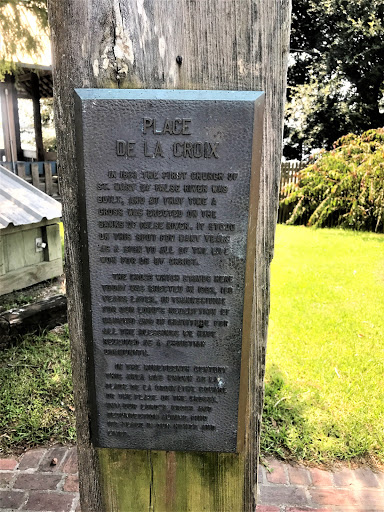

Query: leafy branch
[
  {"left": 0, "top": 0, "right": 48, "bottom": 76},
  {"left": 281, "top": 128, "right": 384, "bottom": 232}
]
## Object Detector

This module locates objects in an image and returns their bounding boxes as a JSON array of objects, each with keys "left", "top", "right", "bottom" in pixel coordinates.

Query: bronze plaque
[{"left": 75, "top": 89, "right": 264, "bottom": 452}]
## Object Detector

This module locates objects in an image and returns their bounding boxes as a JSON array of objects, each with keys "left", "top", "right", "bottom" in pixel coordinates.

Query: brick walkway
[
  {"left": 1, "top": 447, "right": 383, "bottom": 511},
  {"left": 257, "top": 458, "right": 384, "bottom": 511},
  {"left": 0, "top": 446, "right": 79, "bottom": 512}
]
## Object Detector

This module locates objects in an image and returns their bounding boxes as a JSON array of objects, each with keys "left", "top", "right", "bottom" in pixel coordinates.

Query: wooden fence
[
  {"left": 2, "top": 161, "right": 60, "bottom": 199},
  {"left": 278, "top": 161, "right": 307, "bottom": 224}
]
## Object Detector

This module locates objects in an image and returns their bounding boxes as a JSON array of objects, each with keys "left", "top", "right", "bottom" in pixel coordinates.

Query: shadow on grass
[
  {"left": 0, "top": 327, "right": 76, "bottom": 454},
  {"left": 261, "top": 364, "right": 316, "bottom": 462}
]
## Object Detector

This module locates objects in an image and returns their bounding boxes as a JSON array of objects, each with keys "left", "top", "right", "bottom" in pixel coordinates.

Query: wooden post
[
  {"left": 0, "top": 74, "right": 23, "bottom": 163},
  {"left": 44, "top": 162, "right": 53, "bottom": 196},
  {"left": 48, "top": 1, "right": 291, "bottom": 510},
  {"left": 30, "top": 72, "right": 45, "bottom": 161}
]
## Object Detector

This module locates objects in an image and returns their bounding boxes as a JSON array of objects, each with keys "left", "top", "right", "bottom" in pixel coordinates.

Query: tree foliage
[
  {"left": 281, "top": 128, "right": 384, "bottom": 231},
  {"left": 285, "top": 0, "right": 384, "bottom": 159},
  {"left": 0, "top": 0, "right": 48, "bottom": 76}
]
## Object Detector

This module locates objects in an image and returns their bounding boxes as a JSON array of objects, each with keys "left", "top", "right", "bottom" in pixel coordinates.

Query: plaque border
[
  {"left": 237, "top": 93, "right": 265, "bottom": 452},
  {"left": 74, "top": 89, "right": 265, "bottom": 453}
]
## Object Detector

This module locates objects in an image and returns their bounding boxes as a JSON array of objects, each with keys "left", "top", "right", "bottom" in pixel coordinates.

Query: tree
[
  {"left": 0, "top": 0, "right": 48, "bottom": 75},
  {"left": 47, "top": 1, "right": 291, "bottom": 510},
  {"left": 281, "top": 128, "right": 384, "bottom": 231},
  {"left": 285, "top": 0, "right": 384, "bottom": 160}
]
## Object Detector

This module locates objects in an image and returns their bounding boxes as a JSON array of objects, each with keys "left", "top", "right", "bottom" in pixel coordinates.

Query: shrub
[{"left": 281, "top": 128, "right": 384, "bottom": 231}]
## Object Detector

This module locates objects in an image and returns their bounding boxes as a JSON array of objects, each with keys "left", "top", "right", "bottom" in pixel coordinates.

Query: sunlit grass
[
  {"left": 262, "top": 225, "right": 384, "bottom": 464},
  {"left": 2, "top": 223, "right": 383, "bottom": 464}
]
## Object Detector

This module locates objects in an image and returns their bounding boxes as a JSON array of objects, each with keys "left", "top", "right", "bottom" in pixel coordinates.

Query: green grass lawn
[
  {"left": 0, "top": 328, "right": 76, "bottom": 453},
  {"left": 262, "top": 225, "right": 384, "bottom": 465},
  {"left": 1, "top": 225, "right": 383, "bottom": 465}
]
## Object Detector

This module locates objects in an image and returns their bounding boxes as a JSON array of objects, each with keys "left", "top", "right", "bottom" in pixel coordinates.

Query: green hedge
[{"left": 281, "top": 129, "right": 384, "bottom": 231}]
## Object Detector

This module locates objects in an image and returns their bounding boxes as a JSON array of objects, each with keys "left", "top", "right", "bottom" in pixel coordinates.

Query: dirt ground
[{"left": 0, "top": 275, "right": 66, "bottom": 314}]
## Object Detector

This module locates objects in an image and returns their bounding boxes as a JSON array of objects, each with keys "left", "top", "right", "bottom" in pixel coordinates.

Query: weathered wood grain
[
  {"left": 31, "top": 72, "right": 45, "bottom": 161},
  {"left": 0, "top": 235, "right": 4, "bottom": 276},
  {"left": 0, "top": 294, "right": 67, "bottom": 343},
  {"left": 0, "top": 259, "right": 63, "bottom": 296},
  {"left": 47, "top": 1, "right": 291, "bottom": 510},
  {"left": 1, "top": 219, "right": 60, "bottom": 236},
  {"left": 31, "top": 163, "right": 40, "bottom": 189},
  {"left": 0, "top": 75, "right": 23, "bottom": 162},
  {"left": 46, "top": 224, "right": 62, "bottom": 262},
  {"left": 3, "top": 231, "right": 26, "bottom": 272},
  {"left": 45, "top": 162, "right": 53, "bottom": 196},
  {"left": 17, "top": 162, "right": 26, "bottom": 181}
]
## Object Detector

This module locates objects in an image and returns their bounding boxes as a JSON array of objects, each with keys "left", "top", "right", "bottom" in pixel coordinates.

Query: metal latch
[{"left": 35, "top": 237, "right": 47, "bottom": 252}]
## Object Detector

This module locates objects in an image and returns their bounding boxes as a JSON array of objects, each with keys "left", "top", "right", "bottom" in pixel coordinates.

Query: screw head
[
  {"left": 217, "top": 378, "right": 225, "bottom": 389},
  {"left": 176, "top": 55, "right": 183, "bottom": 65}
]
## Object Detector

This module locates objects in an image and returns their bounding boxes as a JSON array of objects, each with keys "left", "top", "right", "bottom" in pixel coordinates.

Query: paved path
[
  {"left": 258, "top": 457, "right": 384, "bottom": 511},
  {"left": 0, "top": 446, "right": 79, "bottom": 512},
  {"left": 1, "top": 446, "right": 383, "bottom": 511}
]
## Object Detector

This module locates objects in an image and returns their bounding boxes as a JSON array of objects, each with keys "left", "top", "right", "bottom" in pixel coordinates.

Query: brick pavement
[
  {"left": 257, "top": 457, "right": 384, "bottom": 511},
  {"left": 1, "top": 447, "right": 383, "bottom": 511},
  {"left": 0, "top": 446, "right": 79, "bottom": 512}
]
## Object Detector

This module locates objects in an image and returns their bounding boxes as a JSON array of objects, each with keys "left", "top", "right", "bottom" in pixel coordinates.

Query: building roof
[
  {"left": 0, "top": 165, "right": 61, "bottom": 229},
  {"left": 15, "top": 63, "right": 53, "bottom": 99}
]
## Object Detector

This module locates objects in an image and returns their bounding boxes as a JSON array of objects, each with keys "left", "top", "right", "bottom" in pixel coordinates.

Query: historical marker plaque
[{"left": 75, "top": 89, "right": 264, "bottom": 453}]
